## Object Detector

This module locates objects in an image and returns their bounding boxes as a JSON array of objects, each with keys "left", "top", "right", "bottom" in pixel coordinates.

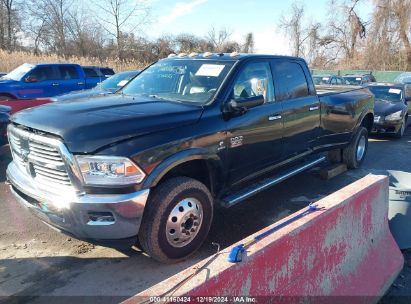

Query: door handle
[
  {"left": 77, "top": 82, "right": 84, "bottom": 85},
  {"left": 309, "top": 106, "right": 319, "bottom": 111},
  {"left": 268, "top": 115, "right": 282, "bottom": 121},
  {"left": 52, "top": 83, "right": 59, "bottom": 87}
]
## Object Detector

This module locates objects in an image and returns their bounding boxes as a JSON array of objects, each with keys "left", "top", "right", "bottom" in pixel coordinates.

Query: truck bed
[{"left": 316, "top": 85, "right": 364, "bottom": 96}]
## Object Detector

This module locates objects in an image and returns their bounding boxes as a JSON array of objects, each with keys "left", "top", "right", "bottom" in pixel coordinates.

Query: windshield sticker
[
  {"left": 356, "top": 77, "right": 362, "bottom": 80},
  {"left": 195, "top": 64, "right": 225, "bottom": 77},
  {"left": 117, "top": 80, "right": 129, "bottom": 87},
  {"left": 389, "top": 88, "right": 401, "bottom": 94}
]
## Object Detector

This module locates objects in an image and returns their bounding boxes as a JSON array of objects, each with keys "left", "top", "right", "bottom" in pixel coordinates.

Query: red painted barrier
[{"left": 129, "top": 175, "right": 403, "bottom": 303}]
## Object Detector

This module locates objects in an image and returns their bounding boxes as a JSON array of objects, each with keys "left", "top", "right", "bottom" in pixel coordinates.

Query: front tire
[
  {"left": 394, "top": 116, "right": 407, "bottom": 138},
  {"left": 343, "top": 127, "right": 368, "bottom": 169},
  {"left": 138, "top": 177, "right": 213, "bottom": 263}
]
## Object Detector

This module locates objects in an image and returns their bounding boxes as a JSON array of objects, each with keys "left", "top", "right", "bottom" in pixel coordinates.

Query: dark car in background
[
  {"left": 367, "top": 83, "right": 411, "bottom": 138},
  {"left": 0, "top": 105, "right": 10, "bottom": 145},
  {"left": 313, "top": 74, "right": 348, "bottom": 85},
  {"left": 51, "top": 70, "right": 140, "bottom": 102},
  {"left": 343, "top": 74, "right": 375, "bottom": 85}
]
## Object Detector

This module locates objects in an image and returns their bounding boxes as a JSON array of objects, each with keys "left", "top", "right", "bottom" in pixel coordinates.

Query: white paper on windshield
[
  {"left": 195, "top": 64, "right": 225, "bottom": 77},
  {"left": 356, "top": 77, "right": 362, "bottom": 80},
  {"left": 322, "top": 77, "right": 330, "bottom": 81},
  {"left": 117, "top": 80, "right": 129, "bottom": 87},
  {"left": 389, "top": 88, "right": 401, "bottom": 94}
]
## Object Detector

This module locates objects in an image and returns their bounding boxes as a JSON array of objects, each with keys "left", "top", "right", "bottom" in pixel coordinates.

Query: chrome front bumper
[{"left": 6, "top": 161, "right": 150, "bottom": 240}]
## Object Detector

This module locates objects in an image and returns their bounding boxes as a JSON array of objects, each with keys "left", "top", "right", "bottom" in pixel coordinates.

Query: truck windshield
[
  {"left": 3, "top": 63, "right": 34, "bottom": 81},
  {"left": 368, "top": 86, "right": 402, "bottom": 102},
  {"left": 121, "top": 59, "right": 234, "bottom": 104}
]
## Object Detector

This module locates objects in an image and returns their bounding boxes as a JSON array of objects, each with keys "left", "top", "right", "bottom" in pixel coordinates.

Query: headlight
[
  {"left": 385, "top": 110, "right": 403, "bottom": 121},
  {"left": 75, "top": 156, "right": 146, "bottom": 186}
]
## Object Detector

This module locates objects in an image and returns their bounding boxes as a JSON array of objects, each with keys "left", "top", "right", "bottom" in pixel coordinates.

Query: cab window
[
  {"left": 232, "top": 62, "right": 275, "bottom": 103},
  {"left": 274, "top": 61, "right": 309, "bottom": 100},
  {"left": 25, "top": 66, "right": 56, "bottom": 82}
]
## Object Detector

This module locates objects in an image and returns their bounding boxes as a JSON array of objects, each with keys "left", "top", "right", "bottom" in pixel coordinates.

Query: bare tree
[
  {"left": 279, "top": 3, "right": 305, "bottom": 57},
  {"left": 242, "top": 32, "right": 254, "bottom": 53},
  {"left": 0, "top": 0, "right": 21, "bottom": 51},
  {"left": 206, "top": 27, "right": 233, "bottom": 52},
  {"left": 91, "top": 0, "right": 150, "bottom": 60}
]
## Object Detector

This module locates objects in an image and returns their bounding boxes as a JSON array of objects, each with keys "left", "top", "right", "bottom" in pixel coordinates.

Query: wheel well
[
  {"left": 0, "top": 93, "right": 16, "bottom": 100},
  {"left": 361, "top": 113, "right": 374, "bottom": 132},
  {"left": 159, "top": 160, "right": 216, "bottom": 195}
]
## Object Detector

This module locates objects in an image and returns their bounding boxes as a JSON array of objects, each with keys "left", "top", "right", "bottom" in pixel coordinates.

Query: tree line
[
  {"left": 0, "top": 0, "right": 254, "bottom": 65},
  {"left": 280, "top": 0, "right": 411, "bottom": 70}
]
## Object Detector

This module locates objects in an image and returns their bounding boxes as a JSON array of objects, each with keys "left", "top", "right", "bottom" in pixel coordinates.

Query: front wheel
[
  {"left": 343, "top": 127, "right": 368, "bottom": 169},
  {"left": 138, "top": 177, "right": 213, "bottom": 263},
  {"left": 394, "top": 116, "right": 407, "bottom": 138}
]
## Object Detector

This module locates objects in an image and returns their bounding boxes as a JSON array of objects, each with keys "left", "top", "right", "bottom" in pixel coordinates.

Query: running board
[{"left": 222, "top": 156, "right": 327, "bottom": 207}]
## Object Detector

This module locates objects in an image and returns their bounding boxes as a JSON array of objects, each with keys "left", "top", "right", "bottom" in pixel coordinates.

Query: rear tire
[
  {"left": 138, "top": 177, "right": 213, "bottom": 264},
  {"left": 343, "top": 127, "right": 368, "bottom": 169}
]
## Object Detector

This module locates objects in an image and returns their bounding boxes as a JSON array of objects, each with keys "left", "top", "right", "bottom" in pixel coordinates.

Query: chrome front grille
[{"left": 8, "top": 125, "right": 73, "bottom": 188}]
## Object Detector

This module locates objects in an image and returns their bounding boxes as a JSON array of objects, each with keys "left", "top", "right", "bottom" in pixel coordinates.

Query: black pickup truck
[{"left": 6, "top": 53, "right": 374, "bottom": 263}]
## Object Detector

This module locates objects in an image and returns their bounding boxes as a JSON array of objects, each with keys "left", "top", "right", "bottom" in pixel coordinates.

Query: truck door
[
  {"left": 225, "top": 60, "right": 284, "bottom": 185},
  {"left": 272, "top": 59, "right": 320, "bottom": 157},
  {"left": 57, "top": 65, "right": 85, "bottom": 94},
  {"left": 20, "top": 65, "right": 60, "bottom": 98}
]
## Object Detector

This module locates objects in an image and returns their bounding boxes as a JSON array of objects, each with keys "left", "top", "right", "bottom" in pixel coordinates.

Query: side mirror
[
  {"left": 228, "top": 95, "right": 265, "bottom": 112},
  {"left": 25, "top": 76, "right": 38, "bottom": 83}
]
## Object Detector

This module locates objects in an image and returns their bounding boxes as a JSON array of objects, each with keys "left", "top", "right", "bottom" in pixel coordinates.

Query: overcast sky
[{"left": 148, "top": 0, "right": 373, "bottom": 55}]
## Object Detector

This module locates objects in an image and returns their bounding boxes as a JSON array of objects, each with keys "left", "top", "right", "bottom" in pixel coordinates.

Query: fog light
[{"left": 87, "top": 212, "right": 115, "bottom": 225}]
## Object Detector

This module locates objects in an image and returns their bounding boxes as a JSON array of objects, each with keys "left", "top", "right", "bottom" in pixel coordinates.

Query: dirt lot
[{"left": 1, "top": 127, "right": 411, "bottom": 303}]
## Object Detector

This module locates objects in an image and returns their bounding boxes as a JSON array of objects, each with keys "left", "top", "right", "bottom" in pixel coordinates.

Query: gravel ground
[{"left": 0, "top": 127, "right": 410, "bottom": 303}]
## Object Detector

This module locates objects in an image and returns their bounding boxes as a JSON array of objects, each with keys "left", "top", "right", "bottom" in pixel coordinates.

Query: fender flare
[{"left": 142, "top": 148, "right": 223, "bottom": 190}]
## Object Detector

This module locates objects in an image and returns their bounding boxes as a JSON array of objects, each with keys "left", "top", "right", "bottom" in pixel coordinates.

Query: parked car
[
  {"left": 367, "top": 83, "right": 411, "bottom": 138},
  {"left": 0, "top": 63, "right": 115, "bottom": 113},
  {"left": 313, "top": 74, "right": 348, "bottom": 85},
  {"left": 82, "top": 66, "right": 115, "bottom": 78},
  {"left": 0, "top": 105, "right": 10, "bottom": 145},
  {"left": 51, "top": 70, "right": 140, "bottom": 102},
  {"left": 394, "top": 72, "right": 411, "bottom": 84},
  {"left": 6, "top": 53, "right": 374, "bottom": 263},
  {"left": 343, "top": 74, "right": 375, "bottom": 85}
]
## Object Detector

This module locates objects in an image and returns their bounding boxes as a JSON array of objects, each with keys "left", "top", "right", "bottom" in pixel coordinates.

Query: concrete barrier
[{"left": 131, "top": 175, "right": 403, "bottom": 302}]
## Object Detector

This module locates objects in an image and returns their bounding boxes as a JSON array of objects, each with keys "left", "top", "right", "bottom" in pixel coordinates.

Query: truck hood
[
  {"left": 53, "top": 89, "right": 112, "bottom": 102},
  {"left": 11, "top": 94, "right": 203, "bottom": 153},
  {"left": 374, "top": 98, "right": 405, "bottom": 116}
]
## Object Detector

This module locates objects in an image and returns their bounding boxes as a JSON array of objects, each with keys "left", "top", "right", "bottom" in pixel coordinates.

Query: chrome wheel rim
[
  {"left": 356, "top": 135, "right": 366, "bottom": 162},
  {"left": 166, "top": 198, "right": 203, "bottom": 248}
]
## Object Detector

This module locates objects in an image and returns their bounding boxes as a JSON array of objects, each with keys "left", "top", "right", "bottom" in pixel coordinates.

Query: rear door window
[
  {"left": 273, "top": 61, "right": 309, "bottom": 100},
  {"left": 58, "top": 66, "right": 80, "bottom": 80},
  {"left": 83, "top": 67, "right": 99, "bottom": 78}
]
